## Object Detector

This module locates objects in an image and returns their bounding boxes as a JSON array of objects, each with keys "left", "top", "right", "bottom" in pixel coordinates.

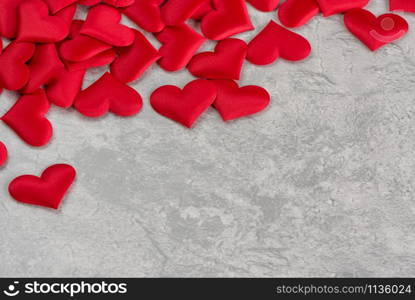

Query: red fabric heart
[
  {"left": 246, "top": 0, "right": 280, "bottom": 12},
  {"left": 0, "top": 141, "right": 7, "bottom": 167},
  {"left": 161, "top": 0, "right": 208, "bottom": 25},
  {"left": 278, "top": 0, "right": 320, "bottom": 28},
  {"left": 46, "top": 68, "right": 85, "bottom": 108},
  {"left": 2, "top": 89, "right": 52, "bottom": 147},
  {"left": 344, "top": 8, "right": 409, "bottom": 51},
  {"left": 17, "top": 0, "right": 75, "bottom": 43},
  {"left": 211, "top": 80, "right": 270, "bottom": 121},
  {"left": 0, "top": 0, "right": 26, "bottom": 39},
  {"left": 81, "top": 5, "right": 135, "bottom": 47},
  {"left": 64, "top": 49, "right": 117, "bottom": 71},
  {"left": 188, "top": 38, "right": 247, "bottom": 80},
  {"left": 201, "top": 0, "right": 253, "bottom": 40},
  {"left": 9, "top": 164, "right": 76, "bottom": 209},
  {"left": 390, "top": 0, "right": 415, "bottom": 12},
  {"left": 0, "top": 41, "right": 35, "bottom": 91},
  {"left": 43, "top": 0, "right": 79, "bottom": 14},
  {"left": 150, "top": 79, "right": 217, "bottom": 128},
  {"left": 110, "top": 30, "right": 160, "bottom": 83},
  {"left": 316, "top": 0, "right": 369, "bottom": 16},
  {"left": 191, "top": 0, "right": 214, "bottom": 20},
  {"left": 74, "top": 72, "right": 143, "bottom": 117},
  {"left": 122, "top": 0, "right": 165, "bottom": 33},
  {"left": 156, "top": 24, "right": 205, "bottom": 72},
  {"left": 247, "top": 20, "right": 311, "bottom": 65}
]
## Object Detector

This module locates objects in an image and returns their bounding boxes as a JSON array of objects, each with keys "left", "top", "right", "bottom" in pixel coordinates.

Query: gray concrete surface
[{"left": 1, "top": 1, "right": 415, "bottom": 277}]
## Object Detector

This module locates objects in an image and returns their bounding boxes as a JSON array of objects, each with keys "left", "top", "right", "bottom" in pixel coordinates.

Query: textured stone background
[{"left": 1, "top": 0, "right": 415, "bottom": 277}]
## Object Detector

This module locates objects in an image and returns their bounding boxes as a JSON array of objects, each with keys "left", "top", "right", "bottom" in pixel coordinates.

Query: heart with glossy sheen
[
  {"left": 278, "top": 0, "right": 320, "bottom": 28},
  {"left": 247, "top": 20, "right": 311, "bottom": 65},
  {"left": 201, "top": 0, "right": 253, "bottom": 40},
  {"left": 150, "top": 79, "right": 217, "bottom": 128},
  {"left": 122, "top": 0, "right": 165, "bottom": 32},
  {"left": 188, "top": 38, "right": 247, "bottom": 80},
  {"left": 9, "top": 164, "right": 76, "bottom": 209},
  {"left": 211, "top": 80, "right": 270, "bottom": 121},
  {"left": 74, "top": 72, "right": 143, "bottom": 117},
  {"left": 0, "top": 142, "right": 7, "bottom": 167},
  {"left": 161, "top": 0, "right": 208, "bottom": 25},
  {"left": 316, "top": 0, "right": 369, "bottom": 16},
  {"left": 2, "top": 89, "right": 52, "bottom": 147},
  {"left": 390, "top": 0, "right": 415, "bottom": 12},
  {"left": 0, "top": 0, "right": 26, "bottom": 38},
  {"left": 246, "top": 0, "right": 280, "bottom": 12},
  {"left": 81, "top": 5, "right": 135, "bottom": 47},
  {"left": 344, "top": 8, "right": 409, "bottom": 51}
]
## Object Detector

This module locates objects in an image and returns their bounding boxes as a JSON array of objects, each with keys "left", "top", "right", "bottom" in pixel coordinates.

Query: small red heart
[
  {"left": 246, "top": 0, "right": 280, "bottom": 12},
  {"left": 201, "top": 0, "right": 253, "bottom": 40},
  {"left": 0, "top": 141, "right": 7, "bottom": 167},
  {"left": 79, "top": 0, "right": 135, "bottom": 6},
  {"left": 74, "top": 72, "right": 143, "bottom": 117},
  {"left": 390, "top": 0, "right": 415, "bottom": 12},
  {"left": 110, "top": 30, "right": 160, "bottom": 83},
  {"left": 316, "top": 0, "right": 369, "bottom": 16},
  {"left": 211, "top": 80, "right": 270, "bottom": 121},
  {"left": 9, "top": 164, "right": 76, "bottom": 209},
  {"left": 46, "top": 68, "right": 85, "bottom": 108},
  {"left": 2, "top": 89, "right": 52, "bottom": 147},
  {"left": 188, "top": 38, "right": 247, "bottom": 80},
  {"left": 81, "top": 5, "right": 135, "bottom": 47},
  {"left": 161, "top": 0, "right": 208, "bottom": 25},
  {"left": 0, "top": 0, "right": 26, "bottom": 39},
  {"left": 344, "top": 8, "right": 409, "bottom": 51},
  {"left": 0, "top": 41, "right": 35, "bottom": 91},
  {"left": 43, "top": 0, "right": 79, "bottom": 14},
  {"left": 64, "top": 49, "right": 117, "bottom": 71},
  {"left": 122, "top": 0, "right": 165, "bottom": 33},
  {"left": 247, "top": 20, "right": 311, "bottom": 65},
  {"left": 156, "top": 24, "right": 205, "bottom": 72},
  {"left": 191, "top": 0, "right": 214, "bottom": 20},
  {"left": 278, "top": 0, "right": 320, "bottom": 28},
  {"left": 150, "top": 79, "right": 217, "bottom": 128}
]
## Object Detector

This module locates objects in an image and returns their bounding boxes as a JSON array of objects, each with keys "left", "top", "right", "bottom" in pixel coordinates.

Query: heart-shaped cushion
[
  {"left": 161, "top": 0, "right": 208, "bottom": 25},
  {"left": 278, "top": 0, "right": 320, "bottom": 28},
  {"left": 246, "top": 0, "right": 280, "bottom": 12},
  {"left": 9, "top": 164, "right": 76, "bottom": 209},
  {"left": 0, "top": 0, "right": 26, "bottom": 38},
  {"left": 122, "top": 0, "right": 165, "bottom": 33},
  {"left": 0, "top": 142, "right": 7, "bottom": 167},
  {"left": 390, "top": 0, "right": 415, "bottom": 12},
  {"left": 150, "top": 79, "right": 217, "bottom": 128},
  {"left": 316, "top": 0, "right": 369, "bottom": 16}
]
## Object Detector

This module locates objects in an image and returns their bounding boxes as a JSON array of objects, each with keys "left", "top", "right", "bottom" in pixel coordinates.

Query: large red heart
[
  {"left": 390, "top": 0, "right": 415, "bottom": 12},
  {"left": 344, "top": 8, "right": 409, "bottom": 51},
  {"left": 74, "top": 72, "right": 143, "bottom": 117},
  {"left": 110, "top": 30, "right": 160, "bottom": 83},
  {"left": 211, "top": 80, "right": 270, "bottom": 121},
  {"left": 150, "top": 79, "right": 217, "bottom": 128},
  {"left": 316, "top": 0, "right": 369, "bottom": 16},
  {"left": 0, "top": 0, "right": 26, "bottom": 38},
  {"left": 247, "top": 20, "right": 311, "bottom": 65},
  {"left": 246, "top": 0, "right": 280, "bottom": 12},
  {"left": 278, "top": 0, "right": 320, "bottom": 28},
  {"left": 43, "top": 0, "right": 79, "bottom": 14},
  {"left": 9, "top": 164, "right": 76, "bottom": 209},
  {"left": 156, "top": 24, "right": 206, "bottom": 72},
  {"left": 122, "top": 0, "right": 165, "bottom": 33},
  {"left": 2, "top": 89, "right": 52, "bottom": 147},
  {"left": 161, "top": 0, "right": 208, "bottom": 25},
  {"left": 201, "top": 0, "right": 253, "bottom": 40},
  {"left": 81, "top": 5, "right": 135, "bottom": 47},
  {"left": 187, "top": 38, "right": 247, "bottom": 80},
  {"left": 0, "top": 41, "right": 35, "bottom": 91},
  {"left": 0, "top": 142, "right": 7, "bottom": 167}
]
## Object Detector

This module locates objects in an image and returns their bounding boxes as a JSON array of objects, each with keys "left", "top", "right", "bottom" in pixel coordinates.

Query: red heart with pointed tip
[
  {"left": 188, "top": 38, "right": 247, "bottom": 80},
  {"left": 150, "top": 79, "right": 217, "bottom": 128},
  {"left": 0, "top": 142, "right": 7, "bottom": 167},
  {"left": 74, "top": 72, "right": 143, "bottom": 117},
  {"left": 81, "top": 5, "right": 135, "bottom": 47},
  {"left": 156, "top": 24, "right": 205, "bottom": 72},
  {"left": 2, "top": 89, "right": 52, "bottom": 147},
  {"left": 316, "top": 0, "right": 369, "bottom": 16},
  {"left": 43, "top": 0, "right": 79, "bottom": 14},
  {"left": 161, "top": 0, "right": 208, "bottom": 25},
  {"left": 344, "top": 8, "right": 409, "bottom": 51},
  {"left": 211, "top": 80, "right": 270, "bottom": 121},
  {"left": 122, "top": 0, "right": 165, "bottom": 32},
  {"left": 278, "top": 0, "right": 320, "bottom": 28},
  {"left": 64, "top": 49, "right": 117, "bottom": 71},
  {"left": 247, "top": 0, "right": 280, "bottom": 12},
  {"left": 79, "top": 0, "right": 135, "bottom": 6},
  {"left": 111, "top": 30, "right": 160, "bottom": 83},
  {"left": 0, "top": 0, "right": 26, "bottom": 39},
  {"left": 9, "top": 164, "right": 76, "bottom": 209},
  {"left": 247, "top": 20, "right": 311, "bottom": 65},
  {"left": 191, "top": 0, "right": 214, "bottom": 20},
  {"left": 201, "top": 0, "right": 253, "bottom": 40},
  {"left": 0, "top": 41, "right": 35, "bottom": 91},
  {"left": 390, "top": 0, "right": 415, "bottom": 12},
  {"left": 46, "top": 68, "right": 85, "bottom": 108}
]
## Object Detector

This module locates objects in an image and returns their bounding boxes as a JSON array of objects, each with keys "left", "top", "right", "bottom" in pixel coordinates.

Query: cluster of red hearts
[{"left": 0, "top": 0, "right": 412, "bottom": 210}]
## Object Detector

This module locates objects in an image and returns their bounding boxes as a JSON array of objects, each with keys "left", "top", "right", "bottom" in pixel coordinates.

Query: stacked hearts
[{"left": 0, "top": 0, "right": 410, "bottom": 209}]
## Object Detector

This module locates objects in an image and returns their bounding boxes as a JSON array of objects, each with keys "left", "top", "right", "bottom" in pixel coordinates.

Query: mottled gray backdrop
[{"left": 1, "top": 0, "right": 415, "bottom": 277}]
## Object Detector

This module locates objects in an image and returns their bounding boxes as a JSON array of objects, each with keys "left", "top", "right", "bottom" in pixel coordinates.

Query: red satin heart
[
  {"left": 122, "top": 0, "right": 165, "bottom": 32},
  {"left": 110, "top": 30, "right": 160, "bottom": 83},
  {"left": 64, "top": 49, "right": 117, "bottom": 71},
  {"left": 0, "top": 41, "right": 35, "bottom": 91},
  {"left": 201, "top": 0, "right": 253, "bottom": 40},
  {"left": 81, "top": 5, "right": 135, "bottom": 47},
  {"left": 0, "top": 141, "right": 7, "bottom": 167},
  {"left": 0, "top": 0, "right": 26, "bottom": 38},
  {"left": 316, "top": 0, "right": 369, "bottom": 16},
  {"left": 247, "top": 20, "right": 311, "bottom": 65},
  {"left": 390, "top": 0, "right": 415, "bottom": 12},
  {"left": 156, "top": 24, "right": 205, "bottom": 72},
  {"left": 191, "top": 0, "right": 214, "bottom": 20},
  {"left": 161, "top": 0, "right": 208, "bottom": 25},
  {"left": 150, "top": 79, "right": 217, "bottom": 128},
  {"left": 2, "top": 89, "right": 52, "bottom": 147},
  {"left": 211, "top": 80, "right": 270, "bottom": 121},
  {"left": 46, "top": 68, "right": 85, "bottom": 108},
  {"left": 74, "top": 72, "right": 143, "bottom": 117},
  {"left": 17, "top": 0, "right": 75, "bottom": 43},
  {"left": 79, "top": 0, "right": 135, "bottom": 6},
  {"left": 278, "top": 0, "right": 320, "bottom": 28},
  {"left": 188, "top": 38, "right": 247, "bottom": 80},
  {"left": 246, "top": 0, "right": 280, "bottom": 12},
  {"left": 344, "top": 8, "right": 409, "bottom": 51},
  {"left": 9, "top": 164, "right": 76, "bottom": 209},
  {"left": 43, "top": 0, "right": 79, "bottom": 14}
]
